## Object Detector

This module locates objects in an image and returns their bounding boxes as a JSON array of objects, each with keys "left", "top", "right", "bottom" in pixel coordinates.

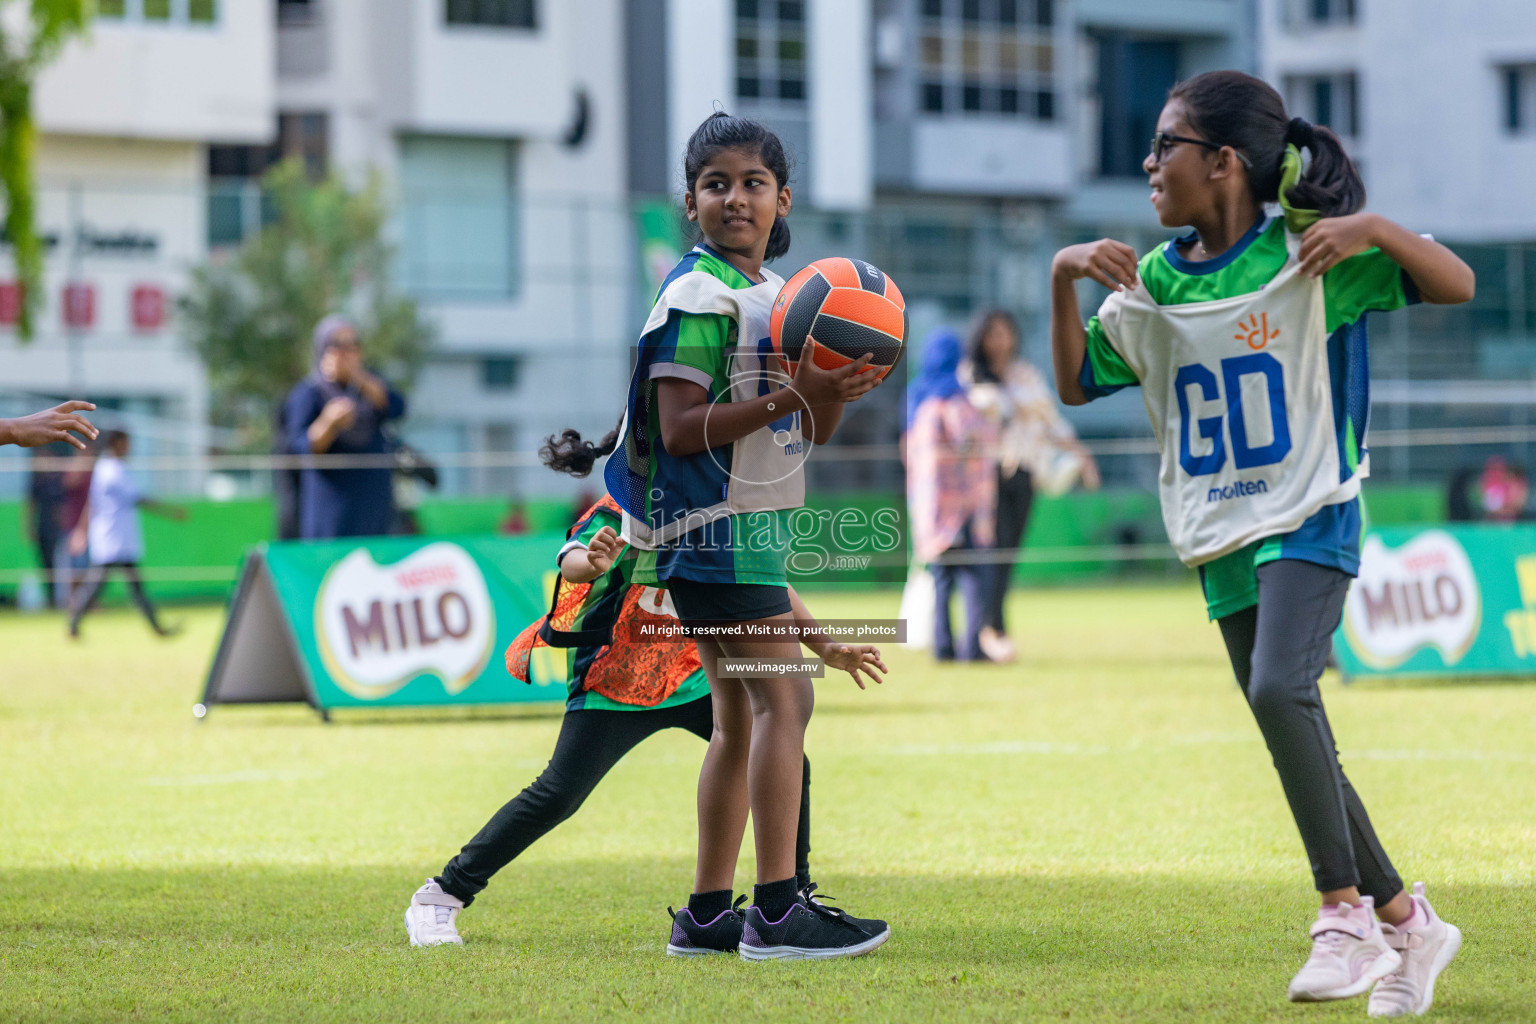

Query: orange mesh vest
[{"left": 505, "top": 496, "right": 700, "bottom": 706}]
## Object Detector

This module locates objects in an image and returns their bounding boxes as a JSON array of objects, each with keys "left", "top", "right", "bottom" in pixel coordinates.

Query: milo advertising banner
[
  {"left": 201, "top": 535, "right": 569, "bottom": 717},
  {"left": 1335, "top": 524, "right": 1536, "bottom": 681}
]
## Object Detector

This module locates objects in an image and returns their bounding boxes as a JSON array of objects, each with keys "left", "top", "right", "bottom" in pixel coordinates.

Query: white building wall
[
  {"left": 1260, "top": 0, "right": 1536, "bottom": 240},
  {"left": 276, "top": 0, "right": 635, "bottom": 497},
  {"left": 808, "top": 0, "right": 872, "bottom": 210},
  {"left": 35, "top": 3, "right": 273, "bottom": 142},
  {"left": 666, "top": 0, "right": 733, "bottom": 193}
]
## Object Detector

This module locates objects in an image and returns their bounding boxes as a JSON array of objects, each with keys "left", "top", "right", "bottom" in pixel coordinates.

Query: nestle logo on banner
[
  {"left": 315, "top": 543, "right": 495, "bottom": 700},
  {"left": 1342, "top": 531, "right": 1481, "bottom": 670}
]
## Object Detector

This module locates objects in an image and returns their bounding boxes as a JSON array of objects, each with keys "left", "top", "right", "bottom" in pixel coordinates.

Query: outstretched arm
[
  {"left": 0, "top": 401, "right": 98, "bottom": 449},
  {"left": 1298, "top": 213, "right": 1475, "bottom": 304}
]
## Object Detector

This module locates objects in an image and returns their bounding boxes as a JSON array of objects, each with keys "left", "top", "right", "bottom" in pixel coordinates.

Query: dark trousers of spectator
[
  {"left": 983, "top": 467, "right": 1034, "bottom": 634},
  {"left": 932, "top": 525, "right": 988, "bottom": 661},
  {"left": 32, "top": 519, "right": 61, "bottom": 609},
  {"left": 68, "top": 562, "right": 167, "bottom": 636}
]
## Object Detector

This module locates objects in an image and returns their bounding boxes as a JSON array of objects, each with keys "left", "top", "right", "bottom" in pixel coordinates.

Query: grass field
[{"left": 2, "top": 585, "right": 1532, "bottom": 1023}]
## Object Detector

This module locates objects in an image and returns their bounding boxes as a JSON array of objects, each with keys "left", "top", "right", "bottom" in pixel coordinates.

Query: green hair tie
[{"left": 1277, "top": 143, "right": 1319, "bottom": 234}]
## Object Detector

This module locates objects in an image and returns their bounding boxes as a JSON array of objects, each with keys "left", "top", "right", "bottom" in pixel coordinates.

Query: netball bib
[{"left": 1096, "top": 230, "right": 1360, "bottom": 566}]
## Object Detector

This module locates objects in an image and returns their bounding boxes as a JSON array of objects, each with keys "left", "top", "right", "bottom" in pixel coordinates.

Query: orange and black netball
[{"left": 769, "top": 257, "right": 908, "bottom": 381}]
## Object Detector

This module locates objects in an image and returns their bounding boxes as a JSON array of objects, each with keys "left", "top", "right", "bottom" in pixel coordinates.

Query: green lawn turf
[{"left": 1, "top": 586, "right": 1531, "bottom": 1023}]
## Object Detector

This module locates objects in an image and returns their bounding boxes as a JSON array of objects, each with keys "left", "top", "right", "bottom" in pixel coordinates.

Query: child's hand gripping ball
[{"left": 770, "top": 258, "right": 908, "bottom": 382}]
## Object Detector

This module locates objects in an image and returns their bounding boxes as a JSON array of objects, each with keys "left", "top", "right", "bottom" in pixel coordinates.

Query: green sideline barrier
[
  {"left": 0, "top": 485, "right": 1451, "bottom": 603},
  {"left": 201, "top": 534, "right": 570, "bottom": 716},
  {"left": 1335, "top": 523, "right": 1536, "bottom": 681}
]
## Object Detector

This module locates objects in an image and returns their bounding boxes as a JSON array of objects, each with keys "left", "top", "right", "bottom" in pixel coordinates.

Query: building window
[
  {"left": 1502, "top": 64, "right": 1536, "bottom": 134},
  {"left": 736, "top": 0, "right": 808, "bottom": 106},
  {"left": 1284, "top": 71, "right": 1360, "bottom": 139},
  {"left": 96, "top": 0, "right": 218, "bottom": 23},
  {"left": 918, "top": 0, "right": 1056, "bottom": 121},
  {"left": 278, "top": 0, "right": 318, "bottom": 25},
  {"left": 445, "top": 0, "right": 536, "bottom": 29},
  {"left": 1093, "top": 34, "right": 1179, "bottom": 177},
  {"left": 207, "top": 112, "right": 329, "bottom": 248},
  {"left": 399, "top": 135, "right": 520, "bottom": 299},
  {"left": 481, "top": 357, "right": 522, "bottom": 390},
  {"left": 1284, "top": 0, "right": 1356, "bottom": 28}
]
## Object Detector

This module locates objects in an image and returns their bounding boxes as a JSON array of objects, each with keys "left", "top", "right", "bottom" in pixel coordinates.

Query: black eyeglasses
[{"left": 1149, "top": 131, "right": 1253, "bottom": 168}]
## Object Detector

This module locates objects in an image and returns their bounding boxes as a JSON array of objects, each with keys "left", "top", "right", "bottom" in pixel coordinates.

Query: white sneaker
[
  {"left": 1369, "top": 883, "right": 1463, "bottom": 1017},
  {"left": 404, "top": 878, "right": 465, "bottom": 947},
  {"left": 1287, "top": 897, "right": 1402, "bottom": 1002}
]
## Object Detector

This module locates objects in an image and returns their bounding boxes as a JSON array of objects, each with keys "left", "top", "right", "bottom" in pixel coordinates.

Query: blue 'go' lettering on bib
[{"left": 1176, "top": 354, "right": 1291, "bottom": 477}]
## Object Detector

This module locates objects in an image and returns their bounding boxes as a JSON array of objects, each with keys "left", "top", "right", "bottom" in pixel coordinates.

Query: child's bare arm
[
  {"left": 657, "top": 340, "right": 879, "bottom": 456},
  {"left": 786, "top": 585, "right": 887, "bottom": 689},
  {"left": 559, "top": 525, "right": 624, "bottom": 584},
  {"left": 1297, "top": 213, "right": 1475, "bottom": 304},
  {"left": 1049, "top": 241, "right": 1137, "bottom": 406}
]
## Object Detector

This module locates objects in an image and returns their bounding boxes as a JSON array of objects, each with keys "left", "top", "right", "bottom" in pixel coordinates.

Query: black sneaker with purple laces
[
  {"left": 666, "top": 894, "right": 748, "bottom": 956},
  {"left": 739, "top": 893, "right": 891, "bottom": 961}
]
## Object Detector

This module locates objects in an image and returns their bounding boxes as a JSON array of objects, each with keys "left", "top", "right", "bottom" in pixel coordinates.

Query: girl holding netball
[
  {"left": 605, "top": 112, "right": 889, "bottom": 960},
  {"left": 1050, "top": 71, "right": 1473, "bottom": 1015},
  {"left": 404, "top": 430, "right": 885, "bottom": 949}
]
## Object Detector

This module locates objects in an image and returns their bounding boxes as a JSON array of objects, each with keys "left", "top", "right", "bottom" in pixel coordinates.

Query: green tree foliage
[
  {"left": 0, "top": 0, "right": 91, "bottom": 339},
  {"left": 180, "top": 161, "right": 434, "bottom": 444}
]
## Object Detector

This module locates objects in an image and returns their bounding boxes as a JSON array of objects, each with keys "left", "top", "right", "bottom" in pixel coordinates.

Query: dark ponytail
[
  {"left": 1169, "top": 70, "right": 1365, "bottom": 218},
  {"left": 540, "top": 415, "right": 622, "bottom": 477},
  {"left": 682, "top": 110, "right": 793, "bottom": 261}
]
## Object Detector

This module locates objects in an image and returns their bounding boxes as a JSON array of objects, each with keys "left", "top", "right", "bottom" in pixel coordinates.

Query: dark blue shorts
[{"left": 665, "top": 577, "right": 792, "bottom": 625}]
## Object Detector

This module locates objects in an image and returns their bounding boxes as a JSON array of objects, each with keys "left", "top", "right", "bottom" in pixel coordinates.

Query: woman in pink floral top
[{"left": 904, "top": 328, "right": 998, "bottom": 661}]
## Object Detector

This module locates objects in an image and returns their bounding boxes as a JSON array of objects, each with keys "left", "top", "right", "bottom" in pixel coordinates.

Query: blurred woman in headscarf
[
  {"left": 282, "top": 314, "right": 407, "bottom": 538},
  {"left": 904, "top": 327, "right": 998, "bottom": 662}
]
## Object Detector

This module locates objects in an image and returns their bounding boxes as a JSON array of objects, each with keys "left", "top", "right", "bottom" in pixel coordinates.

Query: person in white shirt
[{"left": 67, "top": 430, "right": 187, "bottom": 639}]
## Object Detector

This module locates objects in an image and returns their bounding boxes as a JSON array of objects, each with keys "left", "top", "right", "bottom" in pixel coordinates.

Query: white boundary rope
[{"left": 6, "top": 423, "right": 1536, "bottom": 472}]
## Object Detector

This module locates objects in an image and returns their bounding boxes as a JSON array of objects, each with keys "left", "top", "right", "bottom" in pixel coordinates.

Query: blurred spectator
[
  {"left": 272, "top": 402, "right": 301, "bottom": 541},
  {"left": 67, "top": 430, "right": 187, "bottom": 639},
  {"left": 1445, "top": 466, "right": 1478, "bottom": 522},
  {"left": 905, "top": 327, "right": 998, "bottom": 662},
  {"left": 500, "top": 502, "right": 530, "bottom": 535},
  {"left": 26, "top": 444, "right": 67, "bottom": 607},
  {"left": 283, "top": 315, "right": 407, "bottom": 539},
  {"left": 1479, "top": 457, "right": 1532, "bottom": 522},
  {"left": 961, "top": 310, "right": 1101, "bottom": 663},
  {"left": 54, "top": 446, "right": 95, "bottom": 606},
  {"left": 390, "top": 439, "right": 440, "bottom": 535}
]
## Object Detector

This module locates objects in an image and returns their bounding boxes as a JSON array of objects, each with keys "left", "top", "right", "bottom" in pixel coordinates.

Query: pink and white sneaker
[
  {"left": 1287, "top": 897, "right": 1402, "bottom": 1002},
  {"left": 1368, "top": 883, "right": 1462, "bottom": 1018}
]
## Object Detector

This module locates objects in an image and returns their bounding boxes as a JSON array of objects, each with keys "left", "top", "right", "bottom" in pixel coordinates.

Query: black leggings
[
  {"left": 984, "top": 467, "right": 1034, "bottom": 634},
  {"left": 1217, "top": 559, "right": 1403, "bottom": 903},
  {"left": 436, "top": 695, "right": 813, "bottom": 906},
  {"left": 68, "top": 561, "right": 164, "bottom": 634}
]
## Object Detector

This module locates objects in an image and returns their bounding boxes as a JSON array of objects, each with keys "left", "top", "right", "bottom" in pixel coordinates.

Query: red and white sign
[
  {"left": 0, "top": 281, "right": 21, "bottom": 326},
  {"left": 61, "top": 282, "right": 95, "bottom": 328},
  {"left": 131, "top": 285, "right": 167, "bottom": 331}
]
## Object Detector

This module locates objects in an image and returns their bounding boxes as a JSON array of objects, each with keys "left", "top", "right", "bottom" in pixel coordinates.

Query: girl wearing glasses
[{"left": 1049, "top": 70, "right": 1474, "bottom": 1017}]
